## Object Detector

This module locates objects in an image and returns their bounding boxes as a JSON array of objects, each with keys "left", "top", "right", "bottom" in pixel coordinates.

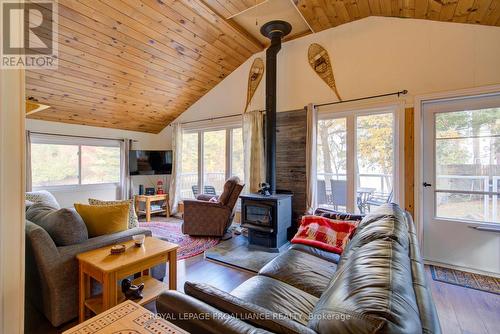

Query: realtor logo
[{"left": 1, "top": 0, "right": 58, "bottom": 69}]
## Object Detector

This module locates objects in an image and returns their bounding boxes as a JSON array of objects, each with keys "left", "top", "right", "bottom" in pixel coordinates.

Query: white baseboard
[{"left": 424, "top": 259, "right": 500, "bottom": 279}]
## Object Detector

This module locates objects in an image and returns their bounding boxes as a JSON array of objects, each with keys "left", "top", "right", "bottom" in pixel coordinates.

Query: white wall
[
  {"left": 27, "top": 119, "right": 171, "bottom": 207},
  {"left": 173, "top": 17, "right": 500, "bottom": 124},
  {"left": 0, "top": 69, "right": 26, "bottom": 333}
]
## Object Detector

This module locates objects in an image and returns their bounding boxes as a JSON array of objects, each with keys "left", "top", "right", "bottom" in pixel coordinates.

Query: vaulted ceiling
[
  {"left": 26, "top": 0, "right": 262, "bottom": 133},
  {"left": 26, "top": 0, "right": 500, "bottom": 133},
  {"left": 294, "top": 0, "right": 500, "bottom": 32}
]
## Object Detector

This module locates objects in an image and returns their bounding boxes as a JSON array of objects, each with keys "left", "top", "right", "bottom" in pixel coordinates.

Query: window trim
[{"left": 30, "top": 134, "right": 122, "bottom": 189}]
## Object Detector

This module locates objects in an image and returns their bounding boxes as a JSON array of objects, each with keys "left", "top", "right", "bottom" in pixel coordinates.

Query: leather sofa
[{"left": 156, "top": 203, "right": 441, "bottom": 334}]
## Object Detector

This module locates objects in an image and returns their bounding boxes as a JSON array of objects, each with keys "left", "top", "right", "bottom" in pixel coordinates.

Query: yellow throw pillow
[{"left": 74, "top": 203, "right": 129, "bottom": 238}]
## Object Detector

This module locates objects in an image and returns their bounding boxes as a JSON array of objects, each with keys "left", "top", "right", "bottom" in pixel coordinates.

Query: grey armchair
[
  {"left": 25, "top": 222, "right": 165, "bottom": 327},
  {"left": 182, "top": 177, "right": 244, "bottom": 237},
  {"left": 24, "top": 192, "right": 166, "bottom": 327}
]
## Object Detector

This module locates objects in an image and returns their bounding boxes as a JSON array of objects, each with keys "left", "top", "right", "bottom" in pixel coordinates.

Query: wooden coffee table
[
  {"left": 64, "top": 300, "right": 188, "bottom": 334},
  {"left": 76, "top": 237, "right": 178, "bottom": 323}
]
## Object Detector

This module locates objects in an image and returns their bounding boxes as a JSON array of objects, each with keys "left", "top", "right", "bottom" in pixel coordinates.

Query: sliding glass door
[
  {"left": 180, "top": 126, "right": 243, "bottom": 199},
  {"left": 317, "top": 106, "right": 399, "bottom": 213}
]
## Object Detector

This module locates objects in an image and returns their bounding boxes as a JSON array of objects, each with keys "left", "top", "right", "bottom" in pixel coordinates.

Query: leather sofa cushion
[
  {"left": 184, "top": 281, "right": 315, "bottom": 334},
  {"left": 231, "top": 276, "right": 318, "bottom": 326},
  {"left": 339, "top": 203, "right": 409, "bottom": 266},
  {"left": 314, "top": 208, "right": 364, "bottom": 222},
  {"left": 309, "top": 239, "right": 422, "bottom": 334},
  {"left": 156, "top": 290, "right": 273, "bottom": 334},
  {"left": 259, "top": 249, "right": 337, "bottom": 297},
  {"left": 289, "top": 244, "right": 341, "bottom": 263}
]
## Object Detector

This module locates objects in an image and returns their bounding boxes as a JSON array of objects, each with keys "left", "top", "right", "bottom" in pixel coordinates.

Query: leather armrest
[
  {"left": 156, "top": 290, "right": 271, "bottom": 334},
  {"left": 184, "top": 281, "right": 316, "bottom": 334}
]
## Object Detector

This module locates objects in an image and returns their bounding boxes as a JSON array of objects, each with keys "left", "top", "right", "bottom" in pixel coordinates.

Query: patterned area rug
[
  {"left": 430, "top": 265, "right": 500, "bottom": 295},
  {"left": 139, "top": 218, "right": 219, "bottom": 260}
]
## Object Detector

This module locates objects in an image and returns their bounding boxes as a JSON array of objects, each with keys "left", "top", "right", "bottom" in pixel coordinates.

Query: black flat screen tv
[{"left": 129, "top": 150, "right": 172, "bottom": 175}]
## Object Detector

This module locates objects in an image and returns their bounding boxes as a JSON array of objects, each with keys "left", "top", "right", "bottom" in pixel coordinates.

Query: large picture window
[
  {"left": 31, "top": 135, "right": 121, "bottom": 188},
  {"left": 180, "top": 126, "right": 243, "bottom": 199}
]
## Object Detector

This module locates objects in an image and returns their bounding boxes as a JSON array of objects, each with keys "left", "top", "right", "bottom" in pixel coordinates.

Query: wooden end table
[
  {"left": 64, "top": 300, "right": 189, "bottom": 334},
  {"left": 76, "top": 237, "right": 178, "bottom": 323},
  {"left": 178, "top": 201, "right": 184, "bottom": 218},
  {"left": 135, "top": 194, "right": 170, "bottom": 222}
]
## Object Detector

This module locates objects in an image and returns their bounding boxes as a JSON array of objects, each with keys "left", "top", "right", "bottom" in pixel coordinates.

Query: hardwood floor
[
  {"left": 425, "top": 267, "right": 500, "bottom": 334},
  {"left": 25, "top": 255, "right": 499, "bottom": 334}
]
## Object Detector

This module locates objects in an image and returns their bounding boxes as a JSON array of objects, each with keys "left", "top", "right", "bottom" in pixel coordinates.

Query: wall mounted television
[{"left": 129, "top": 150, "right": 172, "bottom": 175}]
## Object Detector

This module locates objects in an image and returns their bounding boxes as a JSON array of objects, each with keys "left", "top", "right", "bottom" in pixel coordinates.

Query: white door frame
[
  {"left": 0, "top": 0, "right": 26, "bottom": 330},
  {"left": 414, "top": 84, "right": 500, "bottom": 253}
]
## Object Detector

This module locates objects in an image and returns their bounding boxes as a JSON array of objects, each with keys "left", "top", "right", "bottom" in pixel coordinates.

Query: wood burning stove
[
  {"left": 240, "top": 20, "right": 293, "bottom": 251},
  {"left": 240, "top": 193, "right": 292, "bottom": 251}
]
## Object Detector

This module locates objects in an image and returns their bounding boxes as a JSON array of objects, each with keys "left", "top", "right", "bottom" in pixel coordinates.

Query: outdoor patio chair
[
  {"left": 191, "top": 185, "right": 218, "bottom": 197},
  {"left": 317, "top": 180, "right": 328, "bottom": 206},
  {"left": 330, "top": 179, "right": 347, "bottom": 210},
  {"left": 365, "top": 190, "right": 394, "bottom": 212}
]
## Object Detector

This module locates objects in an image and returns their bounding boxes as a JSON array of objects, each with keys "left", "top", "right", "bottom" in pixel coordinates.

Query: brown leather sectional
[{"left": 156, "top": 203, "right": 441, "bottom": 334}]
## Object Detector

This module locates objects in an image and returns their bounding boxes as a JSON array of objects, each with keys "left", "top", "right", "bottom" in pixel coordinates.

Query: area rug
[
  {"left": 204, "top": 235, "right": 288, "bottom": 273},
  {"left": 139, "top": 218, "right": 219, "bottom": 260},
  {"left": 430, "top": 265, "right": 500, "bottom": 295}
]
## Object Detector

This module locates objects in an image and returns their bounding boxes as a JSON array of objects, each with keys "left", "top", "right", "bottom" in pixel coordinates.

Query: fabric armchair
[
  {"left": 182, "top": 176, "right": 244, "bottom": 237},
  {"left": 25, "top": 222, "right": 166, "bottom": 326}
]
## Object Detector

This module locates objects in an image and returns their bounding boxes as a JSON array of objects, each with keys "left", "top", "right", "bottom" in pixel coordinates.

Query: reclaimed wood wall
[{"left": 276, "top": 109, "right": 308, "bottom": 229}]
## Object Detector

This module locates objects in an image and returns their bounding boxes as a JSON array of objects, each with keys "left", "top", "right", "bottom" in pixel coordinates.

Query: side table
[
  {"left": 135, "top": 194, "right": 170, "bottom": 222},
  {"left": 76, "top": 237, "right": 178, "bottom": 323}
]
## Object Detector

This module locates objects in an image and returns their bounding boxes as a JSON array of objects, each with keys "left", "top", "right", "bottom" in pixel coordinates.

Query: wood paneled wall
[{"left": 276, "top": 109, "right": 307, "bottom": 228}]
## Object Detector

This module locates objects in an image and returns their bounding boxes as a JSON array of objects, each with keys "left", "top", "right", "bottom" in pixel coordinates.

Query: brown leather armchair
[{"left": 182, "top": 176, "right": 244, "bottom": 237}]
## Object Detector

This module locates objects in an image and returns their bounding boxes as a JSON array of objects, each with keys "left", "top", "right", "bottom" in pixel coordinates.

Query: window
[
  {"left": 180, "top": 132, "right": 199, "bottom": 199},
  {"left": 316, "top": 105, "right": 400, "bottom": 214},
  {"left": 434, "top": 108, "right": 500, "bottom": 223},
  {"left": 231, "top": 128, "right": 244, "bottom": 178},
  {"left": 31, "top": 135, "right": 121, "bottom": 188},
  {"left": 180, "top": 126, "right": 244, "bottom": 199}
]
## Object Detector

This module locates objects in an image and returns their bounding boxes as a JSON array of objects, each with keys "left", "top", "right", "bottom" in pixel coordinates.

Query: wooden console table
[
  {"left": 65, "top": 300, "right": 188, "bottom": 334},
  {"left": 135, "top": 194, "right": 170, "bottom": 222},
  {"left": 76, "top": 237, "right": 178, "bottom": 323}
]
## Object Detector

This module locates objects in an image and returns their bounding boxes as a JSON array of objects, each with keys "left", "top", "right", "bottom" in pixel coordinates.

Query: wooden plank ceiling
[
  {"left": 294, "top": 0, "right": 500, "bottom": 32},
  {"left": 26, "top": 0, "right": 263, "bottom": 133},
  {"left": 27, "top": 0, "right": 500, "bottom": 133}
]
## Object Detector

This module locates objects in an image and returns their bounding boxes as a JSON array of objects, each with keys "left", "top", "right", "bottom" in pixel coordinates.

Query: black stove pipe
[{"left": 260, "top": 20, "right": 292, "bottom": 194}]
